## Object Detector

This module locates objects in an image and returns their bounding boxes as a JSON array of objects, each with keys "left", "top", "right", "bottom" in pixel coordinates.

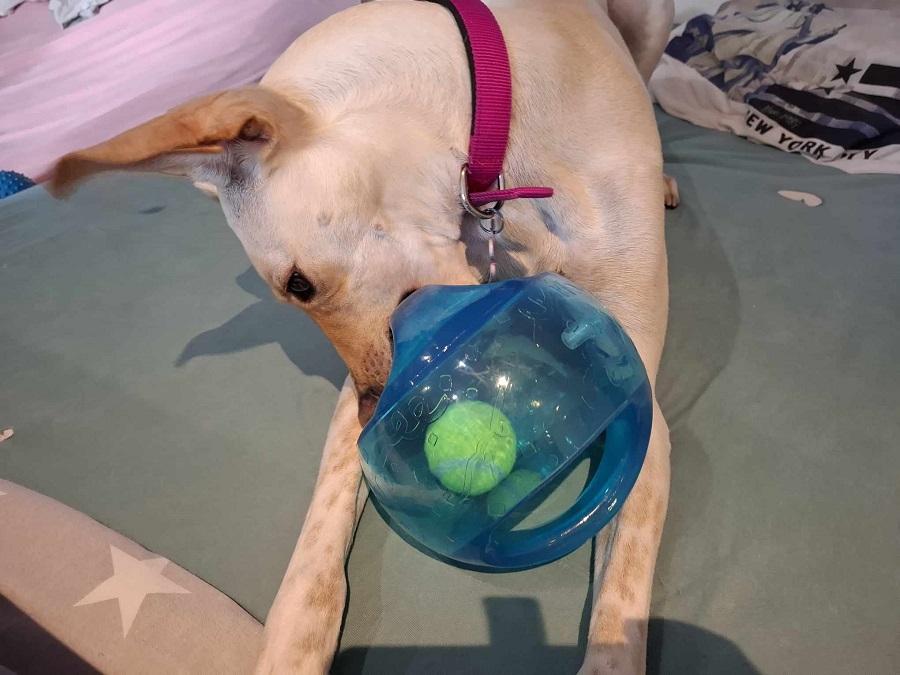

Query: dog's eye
[{"left": 286, "top": 271, "right": 315, "bottom": 302}]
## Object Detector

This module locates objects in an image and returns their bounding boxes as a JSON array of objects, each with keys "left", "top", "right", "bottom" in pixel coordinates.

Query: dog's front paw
[
  {"left": 255, "top": 627, "right": 334, "bottom": 675},
  {"left": 255, "top": 649, "right": 331, "bottom": 675},
  {"left": 577, "top": 643, "right": 644, "bottom": 675}
]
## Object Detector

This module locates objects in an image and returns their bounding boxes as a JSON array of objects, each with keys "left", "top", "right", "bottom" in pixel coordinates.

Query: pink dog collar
[{"left": 425, "top": 0, "right": 554, "bottom": 210}]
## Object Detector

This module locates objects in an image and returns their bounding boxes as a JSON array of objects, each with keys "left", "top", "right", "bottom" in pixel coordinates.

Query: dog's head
[{"left": 49, "top": 87, "right": 481, "bottom": 423}]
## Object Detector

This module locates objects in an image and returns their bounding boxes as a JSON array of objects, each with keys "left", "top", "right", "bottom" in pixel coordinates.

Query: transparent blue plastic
[{"left": 357, "top": 273, "right": 652, "bottom": 571}]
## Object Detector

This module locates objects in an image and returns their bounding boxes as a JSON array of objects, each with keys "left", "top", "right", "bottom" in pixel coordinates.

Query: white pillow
[
  {"left": 0, "top": 0, "right": 46, "bottom": 19},
  {"left": 49, "top": 0, "right": 111, "bottom": 25}
]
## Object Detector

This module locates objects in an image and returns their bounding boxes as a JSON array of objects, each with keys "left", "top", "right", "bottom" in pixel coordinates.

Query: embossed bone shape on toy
[{"left": 561, "top": 316, "right": 635, "bottom": 385}]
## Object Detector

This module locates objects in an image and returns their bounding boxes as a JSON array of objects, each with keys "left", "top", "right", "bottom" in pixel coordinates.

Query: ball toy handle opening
[{"left": 482, "top": 397, "right": 651, "bottom": 568}]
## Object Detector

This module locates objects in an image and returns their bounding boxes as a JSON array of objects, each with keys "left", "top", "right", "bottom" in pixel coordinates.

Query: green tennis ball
[
  {"left": 486, "top": 469, "right": 544, "bottom": 518},
  {"left": 424, "top": 400, "right": 517, "bottom": 496}
]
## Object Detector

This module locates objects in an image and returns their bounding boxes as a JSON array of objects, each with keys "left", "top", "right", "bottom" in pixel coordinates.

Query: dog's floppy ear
[{"left": 47, "top": 87, "right": 312, "bottom": 197}]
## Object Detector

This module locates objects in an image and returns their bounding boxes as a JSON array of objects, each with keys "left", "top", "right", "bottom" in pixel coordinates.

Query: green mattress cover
[{"left": 1, "top": 110, "right": 898, "bottom": 674}]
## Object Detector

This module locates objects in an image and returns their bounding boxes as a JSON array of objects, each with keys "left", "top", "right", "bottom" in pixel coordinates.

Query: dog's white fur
[{"left": 50, "top": 0, "right": 676, "bottom": 672}]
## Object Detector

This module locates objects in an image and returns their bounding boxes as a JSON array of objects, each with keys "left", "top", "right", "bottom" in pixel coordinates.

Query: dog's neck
[{"left": 261, "top": 1, "right": 565, "bottom": 282}]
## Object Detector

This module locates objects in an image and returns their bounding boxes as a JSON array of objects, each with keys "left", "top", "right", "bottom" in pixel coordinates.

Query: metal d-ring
[
  {"left": 480, "top": 210, "right": 504, "bottom": 235},
  {"left": 459, "top": 164, "right": 505, "bottom": 220}
]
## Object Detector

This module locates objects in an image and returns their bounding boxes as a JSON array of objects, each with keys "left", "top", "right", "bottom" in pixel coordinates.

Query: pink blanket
[{"left": 0, "top": 0, "right": 355, "bottom": 179}]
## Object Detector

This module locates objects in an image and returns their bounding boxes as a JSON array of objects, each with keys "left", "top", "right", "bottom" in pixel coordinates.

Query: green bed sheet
[{"left": 1, "top": 110, "right": 898, "bottom": 674}]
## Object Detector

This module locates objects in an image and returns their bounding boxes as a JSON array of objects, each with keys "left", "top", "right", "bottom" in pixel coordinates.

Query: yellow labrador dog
[{"left": 50, "top": 0, "right": 677, "bottom": 672}]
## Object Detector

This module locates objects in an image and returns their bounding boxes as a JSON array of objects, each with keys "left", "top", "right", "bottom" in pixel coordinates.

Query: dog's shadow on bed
[
  {"left": 174, "top": 267, "right": 347, "bottom": 388},
  {"left": 334, "top": 598, "right": 761, "bottom": 674},
  {"left": 653, "top": 136, "right": 743, "bottom": 622}
]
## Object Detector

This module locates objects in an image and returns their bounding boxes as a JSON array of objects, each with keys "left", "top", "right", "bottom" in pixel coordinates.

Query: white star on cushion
[{"left": 75, "top": 545, "right": 189, "bottom": 636}]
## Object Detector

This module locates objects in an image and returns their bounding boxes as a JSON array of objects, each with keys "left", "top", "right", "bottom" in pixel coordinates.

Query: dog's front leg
[
  {"left": 579, "top": 399, "right": 671, "bottom": 675},
  {"left": 255, "top": 376, "right": 368, "bottom": 675}
]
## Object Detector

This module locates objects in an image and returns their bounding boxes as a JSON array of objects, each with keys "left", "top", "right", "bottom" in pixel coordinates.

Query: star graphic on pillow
[
  {"left": 75, "top": 545, "right": 189, "bottom": 636},
  {"left": 831, "top": 58, "right": 861, "bottom": 84}
]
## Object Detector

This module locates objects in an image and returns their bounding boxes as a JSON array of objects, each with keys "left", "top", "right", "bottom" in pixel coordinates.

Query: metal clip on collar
[
  {"left": 460, "top": 165, "right": 505, "bottom": 234},
  {"left": 460, "top": 164, "right": 504, "bottom": 282}
]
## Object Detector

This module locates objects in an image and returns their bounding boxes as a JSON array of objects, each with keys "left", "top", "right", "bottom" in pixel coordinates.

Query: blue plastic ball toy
[
  {"left": 357, "top": 273, "right": 652, "bottom": 571},
  {"left": 0, "top": 171, "right": 35, "bottom": 200}
]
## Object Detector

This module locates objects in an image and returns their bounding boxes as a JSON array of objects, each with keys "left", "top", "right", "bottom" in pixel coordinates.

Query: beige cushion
[{"left": 0, "top": 479, "right": 261, "bottom": 674}]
